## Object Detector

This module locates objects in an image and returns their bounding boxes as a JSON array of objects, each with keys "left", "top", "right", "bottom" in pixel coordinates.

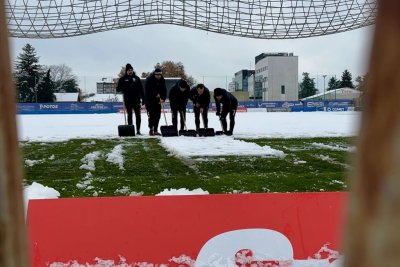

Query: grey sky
[{"left": 10, "top": 24, "right": 374, "bottom": 94}]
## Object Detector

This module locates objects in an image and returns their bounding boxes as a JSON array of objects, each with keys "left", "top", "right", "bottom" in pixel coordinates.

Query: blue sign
[{"left": 17, "top": 100, "right": 352, "bottom": 114}]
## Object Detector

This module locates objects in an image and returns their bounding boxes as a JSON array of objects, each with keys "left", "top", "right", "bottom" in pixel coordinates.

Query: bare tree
[
  {"left": 48, "top": 64, "right": 79, "bottom": 92},
  {"left": 141, "top": 61, "right": 196, "bottom": 86}
]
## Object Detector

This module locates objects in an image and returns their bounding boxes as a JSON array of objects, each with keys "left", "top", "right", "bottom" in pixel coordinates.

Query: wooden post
[
  {"left": 344, "top": 1, "right": 400, "bottom": 267},
  {"left": 0, "top": 0, "right": 29, "bottom": 266}
]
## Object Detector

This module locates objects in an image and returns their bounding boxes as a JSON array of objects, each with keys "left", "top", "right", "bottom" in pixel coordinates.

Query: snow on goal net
[{"left": 6, "top": 0, "right": 376, "bottom": 39}]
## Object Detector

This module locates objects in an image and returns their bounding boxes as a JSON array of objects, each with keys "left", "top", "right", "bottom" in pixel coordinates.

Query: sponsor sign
[
  {"left": 267, "top": 107, "right": 290, "bottom": 112},
  {"left": 39, "top": 104, "right": 59, "bottom": 109},
  {"left": 28, "top": 192, "right": 346, "bottom": 266},
  {"left": 326, "top": 101, "right": 352, "bottom": 107},
  {"left": 326, "top": 107, "right": 347, "bottom": 112},
  {"left": 17, "top": 100, "right": 352, "bottom": 114},
  {"left": 305, "top": 101, "right": 324, "bottom": 108}
]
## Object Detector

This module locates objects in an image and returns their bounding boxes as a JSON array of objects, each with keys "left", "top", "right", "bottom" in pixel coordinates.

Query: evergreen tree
[
  {"left": 299, "top": 72, "right": 317, "bottom": 98},
  {"left": 327, "top": 77, "right": 341, "bottom": 91},
  {"left": 14, "top": 44, "right": 42, "bottom": 102},
  {"left": 61, "top": 79, "right": 80, "bottom": 93},
  {"left": 36, "top": 69, "right": 55, "bottom": 102},
  {"left": 340, "top": 69, "right": 354, "bottom": 88}
]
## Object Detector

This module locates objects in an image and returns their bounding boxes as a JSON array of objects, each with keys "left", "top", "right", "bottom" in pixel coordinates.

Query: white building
[
  {"left": 255, "top": 52, "right": 298, "bottom": 101},
  {"left": 54, "top": 92, "right": 79, "bottom": 102},
  {"left": 83, "top": 93, "right": 123, "bottom": 102}
]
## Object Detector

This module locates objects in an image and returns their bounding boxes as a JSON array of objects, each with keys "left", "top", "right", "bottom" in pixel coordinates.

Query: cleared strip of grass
[{"left": 21, "top": 137, "right": 355, "bottom": 197}]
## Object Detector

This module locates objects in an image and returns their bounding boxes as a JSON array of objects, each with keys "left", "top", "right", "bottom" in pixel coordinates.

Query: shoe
[
  {"left": 154, "top": 132, "right": 161, "bottom": 136},
  {"left": 149, "top": 130, "right": 154, "bottom": 136},
  {"left": 136, "top": 131, "right": 142, "bottom": 135}
]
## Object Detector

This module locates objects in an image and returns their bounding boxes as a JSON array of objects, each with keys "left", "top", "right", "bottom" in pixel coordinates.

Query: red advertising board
[
  {"left": 237, "top": 106, "right": 248, "bottom": 112},
  {"left": 27, "top": 192, "right": 346, "bottom": 266}
]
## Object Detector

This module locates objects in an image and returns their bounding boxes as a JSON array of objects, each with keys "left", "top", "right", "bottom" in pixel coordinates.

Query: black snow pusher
[
  {"left": 179, "top": 111, "right": 197, "bottom": 137},
  {"left": 197, "top": 112, "right": 215, "bottom": 137},
  {"left": 118, "top": 104, "right": 135, "bottom": 137},
  {"left": 160, "top": 102, "right": 179, "bottom": 137}
]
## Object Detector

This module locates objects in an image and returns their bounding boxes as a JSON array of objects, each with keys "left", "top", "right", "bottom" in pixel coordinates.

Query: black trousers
[
  {"left": 194, "top": 106, "right": 208, "bottom": 129},
  {"left": 146, "top": 102, "right": 162, "bottom": 132},
  {"left": 220, "top": 108, "right": 237, "bottom": 133},
  {"left": 171, "top": 108, "right": 186, "bottom": 130},
  {"left": 125, "top": 102, "right": 141, "bottom": 131}
]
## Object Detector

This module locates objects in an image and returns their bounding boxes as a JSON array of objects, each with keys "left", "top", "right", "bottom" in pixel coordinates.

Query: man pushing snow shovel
[
  {"left": 189, "top": 83, "right": 211, "bottom": 132},
  {"left": 214, "top": 88, "right": 238, "bottom": 136},
  {"left": 169, "top": 79, "right": 190, "bottom": 132}
]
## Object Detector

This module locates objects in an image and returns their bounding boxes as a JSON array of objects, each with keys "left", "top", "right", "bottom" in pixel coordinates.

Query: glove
[{"left": 216, "top": 112, "right": 221, "bottom": 116}]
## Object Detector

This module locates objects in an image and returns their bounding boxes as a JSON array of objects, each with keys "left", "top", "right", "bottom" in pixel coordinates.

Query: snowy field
[
  {"left": 19, "top": 111, "right": 358, "bottom": 267},
  {"left": 20, "top": 111, "right": 360, "bottom": 201},
  {"left": 18, "top": 111, "right": 360, "bottom": 169},
  {"left": 18, "top": 111, "right": 360, "bottom": 141}
]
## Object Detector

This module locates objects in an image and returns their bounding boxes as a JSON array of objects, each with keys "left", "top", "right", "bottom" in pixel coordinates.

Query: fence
[{"left": 17, "top": 100, "right": 354, "bottom": 114}]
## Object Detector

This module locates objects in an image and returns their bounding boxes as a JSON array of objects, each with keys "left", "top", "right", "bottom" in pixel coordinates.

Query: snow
[
  {"left": 19, "top": 111, "right": 358, "bottom": 266},
  {"left": 17, "top": 112, "right": 359, "bottom": 142},
  {"left": 20, "top": 111, "right": 360, "bottom": 200},
  {"left": 23, "top": 182, "right": 60, "bottom": 215}
]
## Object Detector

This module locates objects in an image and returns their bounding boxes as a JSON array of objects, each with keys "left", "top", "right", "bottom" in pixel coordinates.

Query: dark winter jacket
[
  {"left": 145, "top": 74, "right": 167, "bottom": 105},
  {"left": 168, "top": 80, "right": 190, "bottom": 111},
  {"left": 189, "top": 87, "right": 211, "bottom": 109},
  {"left": 214, "top": 89, "right": 238, "bottom": 114},
  {"left": 116, "top": 72, "right": 144, "bottom": 105}
]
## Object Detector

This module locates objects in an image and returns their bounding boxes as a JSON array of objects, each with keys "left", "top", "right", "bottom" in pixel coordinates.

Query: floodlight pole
[
  {"left": 102, "top": 77, "right": 106, "bottom": 94},
  {"left": 323, "top": 75, "right": 327, "bottom": 100}
]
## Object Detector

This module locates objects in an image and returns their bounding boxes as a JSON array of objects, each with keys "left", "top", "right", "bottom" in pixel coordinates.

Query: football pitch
[{"left": 21, "top": 136, "right": 355, "bottom": 197}]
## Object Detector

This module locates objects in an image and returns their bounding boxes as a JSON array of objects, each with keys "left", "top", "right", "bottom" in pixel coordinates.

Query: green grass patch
[{"left": 21, "top": 137, "right": 355, "bottom": 197}]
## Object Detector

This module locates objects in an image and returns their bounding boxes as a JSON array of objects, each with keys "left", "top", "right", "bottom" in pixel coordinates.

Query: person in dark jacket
[
  {"left": 168, "top": 79, "right": 190, "bottom": 131},
  {"left": 116, "top": 63, "right": 144, "bottom": 135},
  {"left": 189, "top": 84, "right": 211, "bottom": 131},
  {"left": 213, "top": 88, "right": 238, "bottom": 135},
  {"left": 145, "top": 67, "right": 167, "bottom": 136}
]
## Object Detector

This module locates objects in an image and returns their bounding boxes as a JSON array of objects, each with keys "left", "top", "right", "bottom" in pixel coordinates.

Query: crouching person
[
  {"left": 189, "top": 83, "right": 211, "bottom": 131},
  {"left": 169, "top": 79, "right": 190, "bottom": 131},
  {"left": 213, "top": 88, "right": 238, "bottom": 135}
]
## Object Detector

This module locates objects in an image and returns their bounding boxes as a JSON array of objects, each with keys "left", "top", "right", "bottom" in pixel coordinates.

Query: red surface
[
  {"left": 236, "top": 107, "right": 248, "bottom": 112},
  {"left": 27, "top": 192, "right": 347, "bottom": 266}
]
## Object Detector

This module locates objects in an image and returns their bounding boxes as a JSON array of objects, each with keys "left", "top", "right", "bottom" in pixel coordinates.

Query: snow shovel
[
  {"left": 197, "top": 110, "right": 215, "bottom": 137},
  {"left": 118, "top": 104, "right": 135, "bottom": 137},
  {"left": 216, "top": 116, "right": 224, "bottom": 135},
  {"left": 179, "top": 111, "right": 197, "bottom": 137},
  {"left": 160, "top": 102, "right": 178, "bottom": 137}
]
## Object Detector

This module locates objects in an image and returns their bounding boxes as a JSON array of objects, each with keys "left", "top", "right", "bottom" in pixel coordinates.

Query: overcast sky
[{"left": 9, "top": 24, "right": 374, "bottom": 94}]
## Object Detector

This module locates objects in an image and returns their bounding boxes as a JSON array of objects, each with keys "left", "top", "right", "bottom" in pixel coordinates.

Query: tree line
[
  {"left": 299, "top": 70, "right": 368, "bottom": 99},
  {"left": 14, "top": 44, "right": 196, "bottom": 103},
  {"left": 14, "top": 44, "right": 80, "bottom": 102}
]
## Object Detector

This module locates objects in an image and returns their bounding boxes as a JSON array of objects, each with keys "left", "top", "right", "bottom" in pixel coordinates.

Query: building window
[{"left": 281, "top": 85, "right": 285, "bottom": 94}]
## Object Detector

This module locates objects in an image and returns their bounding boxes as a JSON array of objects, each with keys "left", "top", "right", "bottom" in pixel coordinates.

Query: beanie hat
[
  {"left": 125, "top": 63, "right": 133, "bottom": 71},
  {"left": 154, "top": 68, "right": 162, "bottom": 74},
  {"left": 214, "top": 88, "right": 224, "bottom": 96},
  {"left": 178, "top": 80, "right": 188, "bottom": 88}
]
